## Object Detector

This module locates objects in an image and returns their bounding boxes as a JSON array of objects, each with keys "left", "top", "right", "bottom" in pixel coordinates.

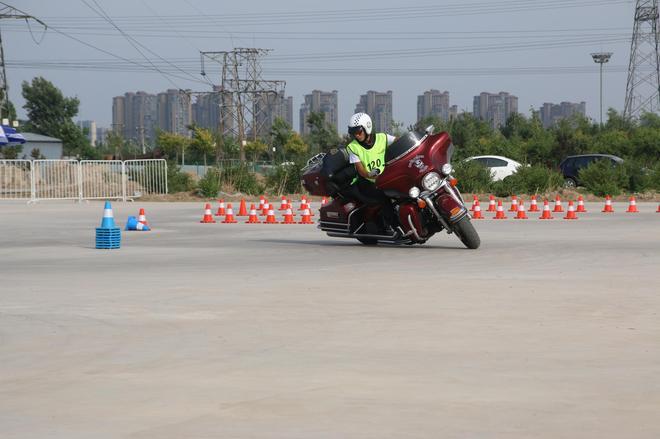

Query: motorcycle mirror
[{"left": 425, "top": 125, "right": 435, "bottom": 135}]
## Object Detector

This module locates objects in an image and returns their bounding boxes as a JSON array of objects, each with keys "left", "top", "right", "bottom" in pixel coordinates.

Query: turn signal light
[
  {"left": 417, "top": 199, "right": 427, "bottom": 209},
  {"left": 449, "top": 178, "right": 458, "bottom": 187}
]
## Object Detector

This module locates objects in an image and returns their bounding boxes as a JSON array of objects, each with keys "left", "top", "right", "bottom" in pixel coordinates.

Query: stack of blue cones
[{"left": 96, "top": 201, "right": 121, "bottom": 249}]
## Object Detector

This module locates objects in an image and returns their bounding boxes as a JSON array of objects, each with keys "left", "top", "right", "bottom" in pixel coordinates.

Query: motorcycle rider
[{"left": 346, "top": 112, "right": 398, "bottom": 233}]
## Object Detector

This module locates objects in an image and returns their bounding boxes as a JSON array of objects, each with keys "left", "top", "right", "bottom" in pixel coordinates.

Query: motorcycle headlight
[
  {"left": 441, "top": 163, "right": 453, "bottom": 176},
  {"left": 422, "top": 172, "right": 442, "bottom": 191},
  {"left": 408, "top": 186, "right": 420, "bottom": 198}
]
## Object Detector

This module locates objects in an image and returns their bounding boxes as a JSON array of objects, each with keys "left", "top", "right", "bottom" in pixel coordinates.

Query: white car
[{"left": 465, "top": 155, "right": 523, "bottom": 181}]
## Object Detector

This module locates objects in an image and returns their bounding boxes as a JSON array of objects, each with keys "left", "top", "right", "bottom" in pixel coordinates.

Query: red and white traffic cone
[
  {"left": 539, "top": 199, "right": 553, "bottom": 220},
  {"left": 472, "top": 201, "right": 483, "bottom": 219},
  {"left": 137, "top": 208, "right": 149, "bottom": 226},
  {"left": 553, "top": 195, "right": 564, "bottom": 212},
  {"left": 470, "top": 195, "right": 479, "bottom": 211},
  {"left": 321, "top": 197, "right": 328, "bottom": 207},
  {"left": 514, "top": 201, "right": 528, "bottom": 219},
  {"left": 261, "top": 202, "right": 270, "bottom": 216},
  {"left": 299, "top": 207, "right": 314, "bottom": 224},
  {"left": 626, "top": 196, "right": 639, "bottom": 213},
  {"left": 509, "top": 195, "right": 518, "bottom": 212},
  {"left": 656, "top": 203, "right": 660, "bottom": 213},
  {"left": 528, "top": 195, "right": 539, "bottom": 212},
  {"left": 278, "top": 196, "right": 288, "bottom": 211},
  {"left": 200, "top": 203, "right": 216, "bottom": 223},
  {"left": 564, "top": 201, "right": 578, "bottom": 220},
  {"left": 281, "top": 204, "right": 296, "bottom": 224},
  {"left": 215, "top": 199, "right": 226, "bottom": 216},
  {"left": 264, "top": 207, "right": 278, "bottom": 224},
  {"left": 222, "top": 203, "right": 238, "bottom": 223},
  {"left": 576, "top": 195, "right": 587, "bottom": 213},
  {"left": 493, "top": 200, "right": 507, "bottom": 219},
  {"left": 487, "top": 194, "right": 496, "bottom": 212},
  {"left": 298, "top": 195, "right": 308, "bottom": 211},
  {"left": 602, "top": 195, "right": 614, "bottom": 213},
  {"left": 246, "top": 204, "right": 261, "bottom": 223}
]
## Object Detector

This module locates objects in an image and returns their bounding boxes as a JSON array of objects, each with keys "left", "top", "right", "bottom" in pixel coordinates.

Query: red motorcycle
[{"left": 302, "top": 126, "right": 480, "bottom": 248}]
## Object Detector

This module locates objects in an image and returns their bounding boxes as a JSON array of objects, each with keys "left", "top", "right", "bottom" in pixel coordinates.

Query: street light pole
[{"left": 591, "top": 52, "right": 613, "bottom": 126}]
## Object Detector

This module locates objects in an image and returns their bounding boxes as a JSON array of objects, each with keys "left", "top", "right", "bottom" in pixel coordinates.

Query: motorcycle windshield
[{"left": 385, "top": 130, "right": 425, "bottom": 164}]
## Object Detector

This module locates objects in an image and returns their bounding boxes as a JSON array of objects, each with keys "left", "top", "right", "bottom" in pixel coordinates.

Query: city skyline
[{"left": 4, "top": 0, "right": 638, "bottom": 133}]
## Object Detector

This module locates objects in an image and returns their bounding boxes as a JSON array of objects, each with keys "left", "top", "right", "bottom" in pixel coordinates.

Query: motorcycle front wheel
[{"left": 453, "top": 216, "right": 481, "bottom": 249}]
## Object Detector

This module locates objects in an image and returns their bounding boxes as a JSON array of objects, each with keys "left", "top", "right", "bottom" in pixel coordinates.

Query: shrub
[
  {"left": 197, "top": 167, "right": 221, "bottom": 198},
  {"left": 621, "top": 158, "right": 654, "bottom": 193},
  {"left": 167, "top": 162, "right": 195, "bottom": 193},
  {"left": 648, "top": 162, "right": 660, "bottom": 191},
  {"left": 219, "top": 163, "right": 264, "bottom": 195},
  {"left": 578, "top": 159, "right": 627, "bottom": 196},
  {"left": 504, "top": 164, "right": 564, "bottom": 194},
  {"left": 265, "top": 161, "right": 304, "bottom": 195},
  {"left": 453, "top": 160, "right": 493, "bottom": 193}
]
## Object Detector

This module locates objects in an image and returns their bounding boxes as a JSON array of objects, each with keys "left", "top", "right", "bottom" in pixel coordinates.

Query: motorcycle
[{"left": 301, "top": 126, "right": 480, "bottom": 248}]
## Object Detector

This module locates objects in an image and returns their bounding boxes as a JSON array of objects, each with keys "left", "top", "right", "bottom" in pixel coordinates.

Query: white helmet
[{"left": 348, "top": 112, "right": 373, "bottom": 136}]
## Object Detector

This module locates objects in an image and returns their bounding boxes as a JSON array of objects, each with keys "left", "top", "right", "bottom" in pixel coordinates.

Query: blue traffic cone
[
  {"left": 125, "top": 215, "right": 150, "bottom": 231},
  {"left": 96, "top": 201, "right": 121, "bottom": 249}
]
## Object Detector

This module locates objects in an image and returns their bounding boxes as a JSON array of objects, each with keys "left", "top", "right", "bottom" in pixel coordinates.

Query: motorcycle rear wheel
[{"left": 453, "top": 216, "right": 481, "bottom": 249}]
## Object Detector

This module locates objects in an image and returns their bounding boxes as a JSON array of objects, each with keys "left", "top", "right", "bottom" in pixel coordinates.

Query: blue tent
[{"left": 0, "top": 125, "right": 26, "bottom": 146}]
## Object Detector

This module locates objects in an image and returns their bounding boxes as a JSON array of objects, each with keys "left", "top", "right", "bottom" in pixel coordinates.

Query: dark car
[{"left": 559, "top": 154, "right": 624, "bottom": 187}]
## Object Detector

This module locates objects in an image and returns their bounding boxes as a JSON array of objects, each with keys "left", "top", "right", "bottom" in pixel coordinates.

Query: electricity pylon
[{"left": 624, "top": 0, "right": 660, "bottom": 119}]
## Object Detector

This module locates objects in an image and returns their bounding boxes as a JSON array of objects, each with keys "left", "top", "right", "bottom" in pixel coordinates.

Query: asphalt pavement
[{"left": 1, "top": 199, "right": 659, "bottom": 438}]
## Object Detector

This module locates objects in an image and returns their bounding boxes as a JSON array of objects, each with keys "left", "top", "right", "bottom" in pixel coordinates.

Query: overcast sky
[{"left": 3, "top": 0, "right": 636, "bottom": 131}]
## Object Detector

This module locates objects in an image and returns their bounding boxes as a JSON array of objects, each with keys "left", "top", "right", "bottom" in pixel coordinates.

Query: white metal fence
[{"left": 0, "top": 159, "right": 167, "bottom": 202}]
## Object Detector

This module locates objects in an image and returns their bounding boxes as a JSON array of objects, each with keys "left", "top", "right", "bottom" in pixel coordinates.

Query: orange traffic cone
[
  {"left": 564, "top": 201, "right": 578, "bottom": 220},
  {"left": 237, "top": 198, "right": 248, "bottom": 216},
  {"left": 487, "top": 194, "right": 496, "bottom": 212},
  {"left": 278, "top": 196, "right": 288, "bottom": 211},
  {"left": 299, "top": 207, "right": 314, "bottom": 224},
  {"left": 281, "top": 204, "right": 296, "bottom": 224},
  {"left": 656, "top": 203, "right": 660, "bottom": 213},
  {"left": 215, "top": 199, "right": 226, "bottom": 216},
  {"left": 246, "top": 204, "right": 261, "bottom": 223},
  {"left": 602, "top": 195, "right": 614, "bottom": 213},
  {"left": 539, "top": 199, "right": 554, "bottom": 220},
  {"left": 514, "top": 201, "right": 528, "bottom": 219},
  {"left": 200, "top": 203, "right": 216, "bottom": 223},
  {"left": 528, "top": 195, "right": 539, "bottom": 212},
  {"left": 137, "top": 208, "right": 149, "bottom": 225},
  {"left": 493, "top": 200, "right": 507, "bottom": 219},
  {"left": 576, "top": 195, "right": 587, "bottom": 213},
  {"left": 222, "top": 203, "right": 238, "bottom": 223},
  {"left": 509, "top": 195, "right": 518, "bottom": 212},
  {"left": 472, "top": 200, "right": 483, "bottom": 219},
  {"left": 264, "top": 206, "right": 278, "bottom": 224},
  {"left": 259, "top": 195, "right": 266, "bottom": 209},
  {"left": 321, "top": 197, "right": 328, "bottom": 207},
  {"left": 298, "top": 195, "right": 308, "bottom": 211},
  {"left": 553, "top": 195, "right": 564, "bottom": 212},
  {"left": 626, "top": 196, "right": 639, "bottom": 213},
  {"left": 470, "top": 195, "right": 478, "bottom": 211},
  {"left": 261, "top": 202, "right": 270, "bottom": 216}
]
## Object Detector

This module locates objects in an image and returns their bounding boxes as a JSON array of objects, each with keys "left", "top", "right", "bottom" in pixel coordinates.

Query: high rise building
[
  {"left": 157, "top": 89, "right": 192, "bottom": 138},
  {"left": 354, "top": 90, "right": 393, "bottom": 133},
  {"left": 192, "top": 87, "right": 223, "bottom": 133},
  {"left": 417, "top": 89, "right": 458, "bottom": 122},
  {"left": 77, "top": 120, "right": 97, "bottom": 146},
  {"left": 96, "top": 127, "right": 109, "bottom": 146},
  {"left": 253, "top": 91, "right": 294, "bottom": 138},
  {"left": 473, "top": 91, "right": 518, "bottom": 129},
  {"left": 299, "top": 90, "right": 338, "bottom": 135},
  {"left": 539, "top": 101, "right": 587, "bottom": 128}
]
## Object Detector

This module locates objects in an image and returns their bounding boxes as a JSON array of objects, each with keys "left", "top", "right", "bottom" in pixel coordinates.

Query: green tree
[
  {"left": 270, "top": 117, "right": 293, "bottom": 159},
  {"left": 283, "top": 132, "right": 308, "bottom": 159},
  {"left": 21, "top": 76, "right": 94, "bottom": 158},
  {"left": 0, "top": 89, "right": 17, "bottom": 122},
  {"left": 189, "top": 127, "right": 215, "bottom": 166},
  {"left": 156, "top": 131, "right": 191, "bottom": 165},
  {"left": 305, "top": 111, "right": 341, "bottom": 154},
  {"left": 244, "top": 139, "right": 268, "bottom": 161}
]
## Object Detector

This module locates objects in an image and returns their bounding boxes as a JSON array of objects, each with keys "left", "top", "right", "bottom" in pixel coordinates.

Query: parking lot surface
[{"left": 1, "top": 200, "right": 659, "bottom": 438}]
